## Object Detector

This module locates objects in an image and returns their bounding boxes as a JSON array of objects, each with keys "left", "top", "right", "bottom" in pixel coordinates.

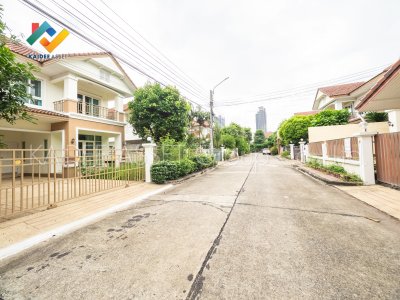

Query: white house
[{"left": 1, "top": 41, "right": 137, "bottom": 161}]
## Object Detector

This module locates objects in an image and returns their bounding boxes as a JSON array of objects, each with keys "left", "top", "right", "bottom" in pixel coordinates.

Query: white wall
[{"left": 309, "top": 122, "right": 389, "bottom": 143}]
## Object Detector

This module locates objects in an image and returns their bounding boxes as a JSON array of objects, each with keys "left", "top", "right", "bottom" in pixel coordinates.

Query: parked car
[{"left": 262, "top": 148, "right": 270, "bottom": 155}]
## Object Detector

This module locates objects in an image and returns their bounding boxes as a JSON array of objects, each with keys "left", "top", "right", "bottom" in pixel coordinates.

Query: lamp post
[{"left": 210, "top": 77, "right": 229, "bottom": 154}]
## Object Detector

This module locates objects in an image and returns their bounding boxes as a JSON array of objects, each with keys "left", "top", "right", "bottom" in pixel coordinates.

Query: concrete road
[{"left": 1, "top": 154, "right": 399, "bottom": 299}]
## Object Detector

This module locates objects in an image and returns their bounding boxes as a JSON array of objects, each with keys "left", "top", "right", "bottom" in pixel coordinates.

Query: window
[
  {"left": 26, "top": 80, "right": 43, "bottom": 106},
  {"left": 44, "top": 139, "right": 48, "bottom": 158},
  {"left": 77, "top": 93, "right": 100, "bottom": 117}
]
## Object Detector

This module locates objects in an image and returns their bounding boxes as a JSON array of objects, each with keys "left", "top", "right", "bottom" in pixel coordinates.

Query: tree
[
  {"left": 0, "top": 5, "right": 36, "bottom": 125},
  {"left": 278, "top": 116, "right": 312, "bottom": 145},
  {"left": 364, "top": 112, "right": 388, "bottom": 123},
  {"left": 252, "top": 129, "right": 266, "bottom": 152},
  {"left": 190, "top": 108, "right": 210, "bottom": 142},
  {"left": 213, "top": 123, "right": 222, "bottom": 148},
  {"left": 264, "top": 132, "right": 277, "bottom": 148},
  {"left": 310, "top": 109, "right": 350, "bottom": 127},
  {"left": 243, "top": 127, "right": 252, "bottom": 143},
  {"left": 253, "top": 130, "right": 265, "bottom": 145},
  {"left": 221, "top": 134, "right": 236, "bottom": 149},
  {"left": 128, "top": 83, "right": 191, "bottom": 143}
]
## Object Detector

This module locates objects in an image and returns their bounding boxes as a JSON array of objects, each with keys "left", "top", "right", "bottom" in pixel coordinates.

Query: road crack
[
  {"left": 236, "top": 203, "right": 380, "bottom": 222},
  {"left": 186, "top": 156, "right": 257, "bottom": 300}
]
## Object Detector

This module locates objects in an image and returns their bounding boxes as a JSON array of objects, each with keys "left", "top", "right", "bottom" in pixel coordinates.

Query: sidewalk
[
  {"left": 0, "top": 182, "right": 172, "bottom": 259},
  {"left": 335, "top": 185, "right": 400, "bottom": 220},
  {"left": 295, "top": 164, "right": 400, "bottom": 220}
]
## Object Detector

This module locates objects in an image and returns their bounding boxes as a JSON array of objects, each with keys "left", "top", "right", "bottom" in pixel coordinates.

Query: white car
[{"left": 262, "top": 148, "right": 270, "bottom": 155}]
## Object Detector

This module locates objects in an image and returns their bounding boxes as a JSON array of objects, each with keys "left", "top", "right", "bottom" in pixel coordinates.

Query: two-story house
[
  {"left": 312, "top": 69, "right": 387, "bottom": 121},
  {"left": 0, "top": 41, "right": 136, "bottom": 164}
]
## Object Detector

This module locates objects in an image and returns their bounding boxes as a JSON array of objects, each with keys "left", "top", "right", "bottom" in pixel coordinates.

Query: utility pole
[
  {"left": 209, "top": 89, "right": 214, "bottom": 154},
  {"left": 209, "top": 77, "right": 229, "bottom": 155}
]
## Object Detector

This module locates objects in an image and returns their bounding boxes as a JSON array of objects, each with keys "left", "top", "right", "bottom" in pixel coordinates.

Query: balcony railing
[{"left": 54, "top": 100, "right": 124, "bottom": 122}]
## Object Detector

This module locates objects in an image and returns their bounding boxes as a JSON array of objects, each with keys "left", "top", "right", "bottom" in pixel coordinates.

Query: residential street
[{"left": 0, "top": 154, "right": 399, "bottom": 299}]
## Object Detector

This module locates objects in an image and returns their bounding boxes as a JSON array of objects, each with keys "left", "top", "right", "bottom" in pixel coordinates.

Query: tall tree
[
  {"left": 128, "top": 83, "right": 191, "bottom": 143},
  {"left": 0, "top": 5, "right": 36, "bottom": 125},
  {"left": 278, "top": 116, "right": 312, "bottom": 145},
  {"left": 253, "top": 130, "right": 265, "bottom": 145}
]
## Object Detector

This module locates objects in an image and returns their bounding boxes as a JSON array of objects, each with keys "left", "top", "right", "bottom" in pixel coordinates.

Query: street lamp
[{"left": 210, "top": 77, "right": 229, "bottom": 154}]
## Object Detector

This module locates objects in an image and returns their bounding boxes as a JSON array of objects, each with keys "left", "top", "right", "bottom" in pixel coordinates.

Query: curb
[
  {"left": 295, "top": 166, "right": 362, "bottom": 186},
  {"left": 167, "top": 165, "right": 218, "bottom": 184},
  {"left": 0, "top": 184, "right": 174, "bottom": 261}
]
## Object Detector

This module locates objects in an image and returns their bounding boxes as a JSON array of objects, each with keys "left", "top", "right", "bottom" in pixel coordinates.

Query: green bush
[
  {"left": 190, "top": 154, "right": 215, "bottom": 171},
  {"left": 307, "top": 158, "right": 323, "bottom": 169},
  {"left": 281, "top": 150, "right": 290, "bottom": 159},
  {"left": 177, "top": 158, "right": 196, "bottom": 177},
  {"left": 270, "top": 146, "right": 278, "bottom": 155},
  {"left": 325, "top": 164, "right": 346, "bottom": 174},
  {"left": 151, "top": 161, "right": 180, "bottom": 184},
  {"left": 306, "top": 160, "right": 362, "bottom": 183},
  {"left": 224, "top": 149, "right": 232, "bottom": 160}
]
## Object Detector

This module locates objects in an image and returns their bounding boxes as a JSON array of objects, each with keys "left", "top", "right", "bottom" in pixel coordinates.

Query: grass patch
[{"left": 306, "top": 159, "right": 362, "bottom": 183}]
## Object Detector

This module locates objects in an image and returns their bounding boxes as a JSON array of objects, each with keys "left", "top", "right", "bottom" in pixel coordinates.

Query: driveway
[{"left": 0, "top": 154, "right": 399, "bottom": 299}]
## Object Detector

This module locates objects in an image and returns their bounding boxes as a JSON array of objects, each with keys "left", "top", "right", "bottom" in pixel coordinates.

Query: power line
[
  {"left": 99, "top": 0, "right": 206, "bottom": 93},
  {"left": 215, "top": 64, "right": 387, "bottom": 107},
  {"left": 52, "top": 0, "right": 207, "bottom": 102},
  {"left": 77, "top": 0, "right": 207, "bottom": 97},
  {"left": 19, "top": 0, "right": 209, "bottom": 109}
]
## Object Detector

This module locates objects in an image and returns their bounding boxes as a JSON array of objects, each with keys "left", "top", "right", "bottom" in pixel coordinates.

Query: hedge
[{"left": 151, "top": 154, "right": 215, "bottom": 184}]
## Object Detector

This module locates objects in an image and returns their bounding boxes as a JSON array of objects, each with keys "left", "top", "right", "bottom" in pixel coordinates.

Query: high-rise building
[
  {"left": 215, "top": 115, "right": 225, "bottom": 128},
  {"left": 256, "top": 107, "right": 267, "bottom": 132}
]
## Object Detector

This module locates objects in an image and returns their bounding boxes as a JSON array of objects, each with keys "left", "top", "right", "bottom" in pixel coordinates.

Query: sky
[{"left": 2, "top": 0, "right": 400, "bottom": 133}]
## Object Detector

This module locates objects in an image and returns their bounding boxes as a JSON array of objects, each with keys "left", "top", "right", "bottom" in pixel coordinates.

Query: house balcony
[{"left": 54, "top": 100, "right": 124, "bottom": 122}]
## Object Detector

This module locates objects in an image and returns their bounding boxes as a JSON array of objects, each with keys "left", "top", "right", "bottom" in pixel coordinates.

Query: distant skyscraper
[
  {"left": 256, "top": 107, "right": 267, "bottom": 132},
  {"left": 215, "top": 115, "right": 225, "bottom": 128}
]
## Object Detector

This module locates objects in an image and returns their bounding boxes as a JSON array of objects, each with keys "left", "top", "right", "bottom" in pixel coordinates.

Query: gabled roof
[
  {"left": 318, "top": 82, "right": 365, "bottom": 97},
  {"left": 294, "top": 110, "right": 319, "bottom": 116},
  {"left": 355, "top": 59, "right": 400, "bottom": 110},
  {"left": 28, "top": 107, "right": 68, "bottom": 118},
  {"left": 6, "top": 40, "right": 109, "bottom": 62},
  {"left": 6, "top": 40, "right": 137, "bottom": 91}
]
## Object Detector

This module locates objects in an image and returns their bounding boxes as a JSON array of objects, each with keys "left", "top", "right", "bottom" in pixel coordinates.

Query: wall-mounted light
[
  {"left": 71, "top": 138, "right": 75, "bottom": 145},
  {"left": 388, "top": 121, "right": 394, "bottom": 127}
]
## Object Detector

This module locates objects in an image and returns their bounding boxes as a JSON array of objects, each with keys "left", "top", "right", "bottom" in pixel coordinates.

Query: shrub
[
  {"left": 270, "top": 146, "right": 278, "bottom": 155},
  {"left": 224, "top": 149, "right": 232, "bottom": 160},
  {"left": 342, "top": 173, "right": 362, "bottom": 182},
  {"left": 307, "top": 158, "right": 323, "bottom": 169},
  {"left": 151, "top": 161, "right": 179, "bottom": 184},
  {"left": 177, "top": 158, "right": 196, "bottom": 177},
  {"left": 190, "top": 154, "right": 214, "bottom": 171},
  {"left": 281, "top": 150, "right": 290, "bottom": 159},
  {"left": 325, "top": 164, "right": 346, "bottom": 174}
]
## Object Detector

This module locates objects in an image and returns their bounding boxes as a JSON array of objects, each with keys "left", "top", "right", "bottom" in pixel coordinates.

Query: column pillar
[
  {"left": 63, "top": 75, "right": 78, "bottom": 100},
  {"left": 356, "top": 132, "right": 376, "bottom": 185},
  {"left": 221, "top": 146, "right": 225, "bottom": 162},
  {"left": 299, "top": 141, "right": 306, "bottom": 163},
  {"left": 388, "top": 110, "right": 400, "bottom": 133},
  {"left": 289, "top": 144, "right": 294, "bottom": 160},
  {"left": 142, "top": 143, "right": 157, "bottom": 183},
  {"left": 322, "top": 142, "right": 327, "bottom": 165}
]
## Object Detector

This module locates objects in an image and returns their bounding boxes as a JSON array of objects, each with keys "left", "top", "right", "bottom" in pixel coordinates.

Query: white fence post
[
  {"left": 322, "top": 141, "right": 327, "bottom": 166},
  {"left": 143, "top": 143, "right": 156, "bottom": 183},
  {"left": 356, "top": 132, "right": 376, "bottom": 185},
  {"left": 289, "top": 144, "right": 295, "bottom": 160},
  {"left": 299, "top": 141, "right": 306, "bottom": 163}
]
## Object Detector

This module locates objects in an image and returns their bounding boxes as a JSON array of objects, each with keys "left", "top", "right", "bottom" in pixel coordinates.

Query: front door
[{"left": 78, "top": 134, "right": 102, "bottom": 166}]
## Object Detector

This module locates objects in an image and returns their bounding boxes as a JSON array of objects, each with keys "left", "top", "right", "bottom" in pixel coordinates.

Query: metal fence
[
  {"left": 0, "top": 148, "right": 144, "bottom": 217},
  {"left": 375, "top": 132, "right": 400, "bottom": 187},
  {"left": 308, "top": 138, "right": 359, "bottom": 160}
]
